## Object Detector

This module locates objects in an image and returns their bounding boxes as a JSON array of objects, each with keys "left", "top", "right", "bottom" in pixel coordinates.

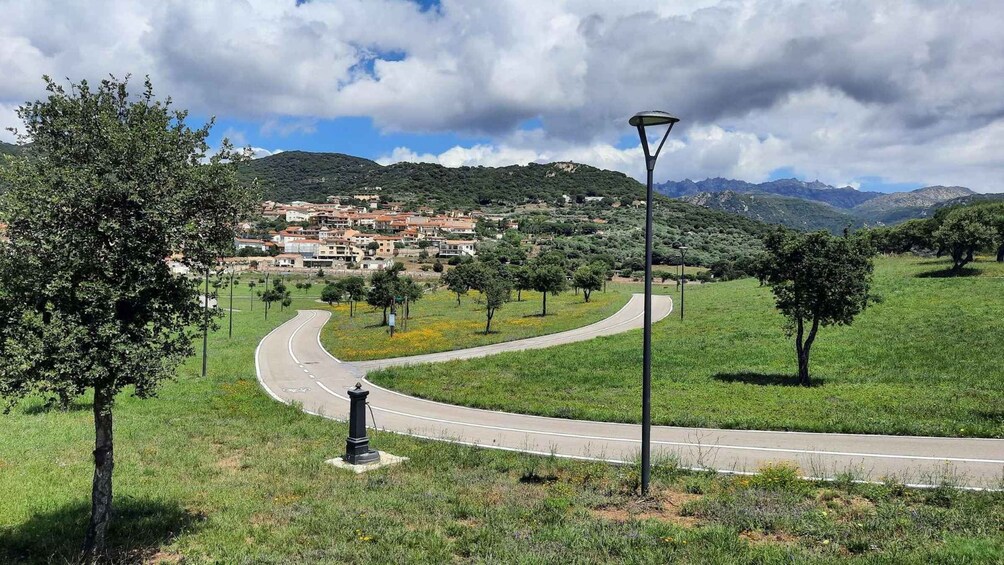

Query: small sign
[{"left": 388, "top": 314, "right": 396, "bottom": 327}]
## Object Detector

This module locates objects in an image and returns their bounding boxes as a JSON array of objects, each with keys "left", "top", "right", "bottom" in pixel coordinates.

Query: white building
[{"left": 438, "top": 240, "right": 477, "bottom": 258}]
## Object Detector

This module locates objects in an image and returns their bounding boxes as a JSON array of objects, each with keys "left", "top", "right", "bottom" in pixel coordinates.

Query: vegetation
[
  {"left": 0, "top": 76, "right": 253, "bottom": 556},
  {"left": 681, "top": 191, "right": 864, "bottom": 234},
  {"left": 372, "top": 255, "right": 1004, "bottom": 437},
  {"left": 756, "top": 230, "right": 874, "bottom": 385},
  {"left": 1, "top": 292, "right": 1002, "bottom": 562}
]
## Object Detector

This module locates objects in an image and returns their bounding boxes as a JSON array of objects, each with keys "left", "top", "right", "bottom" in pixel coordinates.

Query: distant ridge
[
  {"left": 681, "top": 191, "right": 862, "bottom": 234},
  {"left": 656, "top": 177, "right": 881, "bottom": 209}
]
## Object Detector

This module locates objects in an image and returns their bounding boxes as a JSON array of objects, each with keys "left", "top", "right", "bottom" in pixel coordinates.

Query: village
[{"left": 225, "top": 191, "right": 518, "bottom": 274}]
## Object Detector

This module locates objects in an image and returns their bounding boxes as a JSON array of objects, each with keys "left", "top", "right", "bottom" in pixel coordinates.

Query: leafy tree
[
  {"left": 366, "top": 263, "right": 405, "bottom": 325},
  {"left": 530, "top": 263, "right": 568, "bottom": 316},
  {"left": 0, "top": 76, "right": 253, "bottom": 556},
  {"left": 934, "top": 207, "right": 997, "bottom": 273},
  {"left": 573, "top": 265, "right": 604, "bottom": 303},
  {"left": 397, "top": 276, "right": 424, "bottom": 319},
  {"left": 757, "top": 230, "right": 874, "bottom": 386},
  {"left": 262, "top": 278, "right": 291, "bottom": 317},
  {"left": 442, "top": 266, "right": 471, "bottom": 305},
  {"left": 341, "top": 276, "right": 367, "bottom": 318},
  {"left": 432, "top": 259, "right": 444, "bottom": 273},
  {"left": 510, "top": 264, "right": 532, "bottom": 301},
  {"left": 321, "top": 281, "right": 344, "bottom": 306},
  {"left": 479, "top": 269, "right": 513, "bottom": 334},
  {"left": 301, "top": 281, "right": 313, "bottom": 294}
]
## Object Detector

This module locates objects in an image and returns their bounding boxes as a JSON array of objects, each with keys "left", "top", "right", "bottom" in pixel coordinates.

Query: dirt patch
[
  {"left": 216, "top": 455, "right": 243, "bottom": 471},
  {"left": 145, "top": 550, "right": 185, "bottom": 564},
  {"left": 740, "top": 530, "right": 799, "bottom": 545},
  {"left": 590, "top": 489, "right": 703, "bottom": 527}
]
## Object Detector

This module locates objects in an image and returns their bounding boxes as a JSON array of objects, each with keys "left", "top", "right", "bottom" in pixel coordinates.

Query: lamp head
[{"left": 629, "top": 111, "right": 680, "bottom": 128}]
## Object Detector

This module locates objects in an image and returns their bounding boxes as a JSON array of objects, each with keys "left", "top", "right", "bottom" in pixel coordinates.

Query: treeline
[{"left": 863, "top": 202, "right": 1004, "bottom": 273}]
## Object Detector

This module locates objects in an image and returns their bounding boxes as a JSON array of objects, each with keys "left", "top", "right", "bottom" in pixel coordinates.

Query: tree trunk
[
  {"left": 485, "top": 309, "right": 493, "bottom": 334},
  {"left": 83, "top": 386, "right": 115, "bottom": 557},
  {"left": 382, "top": 306, "right": 388, "bottom": 326},
  {"left": 456, "top": 293, "right": 461, "bottom": 306},
  {"left": 542, "top": 291, "right": 547, "bottom": 316},
  {"left": 517, "top": 288, "right": 522, "bottom": 301},
  {"left": 795, "top": 316, "right": 820, "bottom": 386},
  {"left": 997, "top": 243, "right": 1003, "bottom": 263},
  {"left": 350, "top": 300, "right": 354, "bottom": 318},
  {"left": 583, "top": 289, "right": 591, "bottom": 303}
]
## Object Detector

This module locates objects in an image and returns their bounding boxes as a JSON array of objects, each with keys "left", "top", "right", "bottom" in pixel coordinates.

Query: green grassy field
[
  {"left": 319, "top": 286, "right": 629, "bottom": 360},
  {"left": 371, "top": 256, "right": 1004, "bottom": 438},
  {"left": 2, "top": 296, "right": 1002, "bottom": 563}
]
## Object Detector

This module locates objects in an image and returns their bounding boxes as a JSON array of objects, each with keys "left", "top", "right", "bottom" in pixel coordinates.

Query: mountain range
[{"left": 659, "top": 177, "right": 977, "bottom": 229}]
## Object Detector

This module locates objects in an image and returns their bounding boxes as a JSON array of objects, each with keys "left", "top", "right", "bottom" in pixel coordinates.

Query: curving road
[{"left": 255, "top": 294, "right": 1004, "bottom": 488}]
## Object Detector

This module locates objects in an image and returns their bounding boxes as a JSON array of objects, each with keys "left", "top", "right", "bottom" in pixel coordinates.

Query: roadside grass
[
  {"left": 370, "top": 255, "right": 1004, "bottom": 438},
  {"left": 1, "top": 305, "right": 1002, "bottom": 562},
  {"left": 319, "top": 286, "right": 629, "bottom": 360}
]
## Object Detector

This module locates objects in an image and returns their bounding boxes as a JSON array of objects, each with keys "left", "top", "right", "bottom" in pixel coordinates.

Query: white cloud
[{"left": 0, "top": 1, "right": 1002, "bottom": 190}]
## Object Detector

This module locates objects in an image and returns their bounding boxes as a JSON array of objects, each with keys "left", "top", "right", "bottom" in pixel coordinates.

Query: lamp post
[
  {"left": 674, "top": 243, "right": 688, "bottom": 321},
  {"left": 629, "top": 110, "right": 679, "bottom": 495}
]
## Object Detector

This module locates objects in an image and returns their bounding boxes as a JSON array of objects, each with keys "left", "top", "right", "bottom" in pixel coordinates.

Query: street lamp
[
  {"left": 629, "top": 110, "right": 679, "bottom": 495},
  {"left": 674, "top": 243, "right": 688, "bottom": 321}
]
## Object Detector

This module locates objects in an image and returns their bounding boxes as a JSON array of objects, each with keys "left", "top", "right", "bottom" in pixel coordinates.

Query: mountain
[
  {"left": 240, "top": 151, "right": 646, "bottom": 208},
  {"left": 656, "top": 177, "right": 881, "bottom": 209},
  {"left": 851, "top": 185, "right": 976, "bottom": 223},
  {"left": 0, "top": 142, "right": 23, "bottom": 157},
  {"left": 681, "top": 191, "right": 862, "bottom": 233}
]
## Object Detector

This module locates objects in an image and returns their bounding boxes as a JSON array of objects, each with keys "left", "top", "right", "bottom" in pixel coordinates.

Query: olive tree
[
  {"left": 572, "top": 264, "right": 603, "bottom": 303},
  {"left": 341, "top": 276, "right": 367, "bottom": 318},
  {"left": 934, "top": 206, "right": 997, "bottom": 273},
  {"left": 530, "top": 263, "right": 568, "bottom": 316},
  {"left": 757, "top": 230, "right": 874, "bottom": 386},
  {"left": 0, "top": 76, "right": 254, "bottom": 556}
]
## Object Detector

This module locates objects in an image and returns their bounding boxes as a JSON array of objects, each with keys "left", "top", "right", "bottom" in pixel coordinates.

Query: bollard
[{"left": 345, "top": 382, "right": 380, "bottom": 465}]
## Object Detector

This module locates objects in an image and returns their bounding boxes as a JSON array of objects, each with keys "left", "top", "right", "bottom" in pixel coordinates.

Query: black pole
[
  {"left": 202, "top": 268, "right": 209, "bottom": 377},
  {"left": 641, "top": 162, "right": 655, "bottom": 496},
  {"left": 680, "top": 250, "right": 686, "bottom": 321},
  {"left": 345, "top": 382, "right": 380, "bottom": 464},
  {"left": 631, "top": 113, "right": 677, "bottom": 497},
  {"left": 228, "top": 268, "right": 235, "bottom": 338}
]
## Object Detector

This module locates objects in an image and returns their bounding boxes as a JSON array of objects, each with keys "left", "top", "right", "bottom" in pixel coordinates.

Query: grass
[
  {"left": 1, "top": 281, "right": 1003, "bottom": 562},
  {"left": 319, "top": 286, "right": 629, "bottom": 360},
  {"left": 371, "top": 255, "right": 1004, "bottom": 438}
]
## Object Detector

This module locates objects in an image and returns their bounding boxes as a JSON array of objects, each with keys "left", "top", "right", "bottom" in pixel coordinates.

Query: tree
[
  {"left": 341, "top": 276, "right": 366, "bottom": 318},
  {"left": 321, "top": 281, "right": 344, "bottom": 306},
  {"left": 530, "top": 263, "right": 568, "bottom": 316},
  {"left": 262, "top": 278, "right": 291, "bottom": 317},
  {"left": 0, "top": 76, "right": 253, "bottom": 556},
  {"left": 757, "top": 230, "right": 874, "bottom": 386},
  {"left": 247, "top": 280, "right": 257, "bottom": 311},
  {"left": 432, "top": 259, "right": 444, "bottom": 273},
  {"left": 442, "top": 266, "right": 470, "bottom": 305},
  {"left": 934, "top": 207, "right": 997, "bottom": 273},
  {"left": 301, "top": 281, "right": 313, "bottom": 294},
  {"left": 366, "top": 263, "right": 405, "bottom": 325},
  {"left": 398, "top": 276, "right": 424, "bottom": 319},
  {"left": 511, "top": 264, "right": 532, "bottom": 301},
  {"left": 573, "top": 265, "right": 603, "bottom": 303},
  {"left": 480, "top": 270, "right": 513, "bottom": 334}
]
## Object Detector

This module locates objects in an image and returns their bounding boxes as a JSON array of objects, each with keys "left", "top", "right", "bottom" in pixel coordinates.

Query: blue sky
[{"left": 1, "top": 1, "right": 1002, "bottom": 193}]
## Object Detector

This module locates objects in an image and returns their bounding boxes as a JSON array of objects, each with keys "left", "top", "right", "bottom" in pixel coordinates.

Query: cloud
[{"left": 0, "top": 1, "right": 1002, "bottom": 190}]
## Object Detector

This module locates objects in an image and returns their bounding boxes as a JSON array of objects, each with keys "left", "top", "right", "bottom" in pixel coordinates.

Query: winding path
[{"left": 255, "top": 294, "right": 1004, "bottom": 488}]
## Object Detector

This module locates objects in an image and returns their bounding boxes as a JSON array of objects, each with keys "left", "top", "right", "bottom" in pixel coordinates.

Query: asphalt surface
[{"left": 255, "top": 294, "right": 1004, "bottom": 488}]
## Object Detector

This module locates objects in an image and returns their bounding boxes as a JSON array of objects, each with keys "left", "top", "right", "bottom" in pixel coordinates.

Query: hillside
[
  {"left": 851, "top": 185, "right": 976, "bottom": 223},
  {"left": 656, "top": 177, "right": 880, "bottom": 209},
  {"left": 0, "top": 141, "right": 22, "bottom": 157},
  {"left": 681, "top": 190, "right": 863, "bottom": 233},
  {"left": 240, "top": 151, "right": 646, "bottom": 207}
]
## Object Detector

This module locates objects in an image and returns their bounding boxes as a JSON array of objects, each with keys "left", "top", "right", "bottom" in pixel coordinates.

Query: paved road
[{"left": 255, "top": 294, "right": 1004, "bottom": 488}]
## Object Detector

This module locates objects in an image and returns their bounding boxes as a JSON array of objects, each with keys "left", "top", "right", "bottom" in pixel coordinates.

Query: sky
[{"left": 1, "top": 0, "right": 1002, "bottom": 193}]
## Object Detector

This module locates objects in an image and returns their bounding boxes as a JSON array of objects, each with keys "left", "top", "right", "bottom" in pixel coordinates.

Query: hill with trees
[
  {"left": 0, "top": 141, "right": 23, "bottom": 157},
  {"left": 240, "top": 151, "right": 647, "bottom": 208},
  {"left": 851, "top": 185, "right": 976, "bottom": 223},
  {"left": 681, "top": 190, "right": 863, "bottom": 234}
]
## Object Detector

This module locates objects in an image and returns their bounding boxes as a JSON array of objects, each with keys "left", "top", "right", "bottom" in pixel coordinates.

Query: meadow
[
  {"left": 371, "top": 255, "right": 1004, "bottom": 438},
  {"left": 2, "top": 291, "right": 1002, "bottom": 563},
  {"left": 319, "top": 285, "right": 629, "bottom": 360}
]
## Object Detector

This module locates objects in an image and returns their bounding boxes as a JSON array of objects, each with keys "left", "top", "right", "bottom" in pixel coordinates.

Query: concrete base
[{"left": 325, "top": 452, "right": 409, "bottom": 474}]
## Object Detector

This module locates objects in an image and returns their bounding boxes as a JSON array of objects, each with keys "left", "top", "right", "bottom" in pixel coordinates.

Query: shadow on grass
[
  {"left": 523, "top": 312, "right": 554, "bottom": 318},
  {"left": 21, "top": 400, "right": 91, "bottom": 415},
  {"left": 713, "top": 372, "right": 825, "bottom": 387},
  {"left": 916, "top": 267, "right": 982, "bottom": 278},
  {"left": 0, "top": 498, "right": 201, "bottom": 564}
]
